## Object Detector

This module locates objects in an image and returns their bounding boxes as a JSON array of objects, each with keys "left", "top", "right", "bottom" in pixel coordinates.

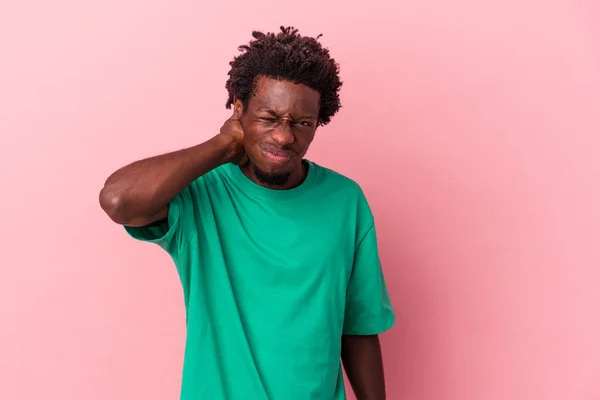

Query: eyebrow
[{"left": 256, "top": 108, "right": 317, "bottom": 120}]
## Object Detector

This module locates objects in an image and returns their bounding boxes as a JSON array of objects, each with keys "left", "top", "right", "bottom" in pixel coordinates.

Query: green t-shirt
[{"left": 125, "top": 160, "right": 395, "bottom": 400}]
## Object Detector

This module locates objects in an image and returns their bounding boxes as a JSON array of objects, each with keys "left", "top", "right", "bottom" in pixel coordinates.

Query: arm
[
  {"left": 341, "top": 208, "right": 395, "bottom": 399},
  {"left": 99, "top": 113, "right": 245, "bottom": 227},
  {"left": 341, "top": 334, "right": 386, "bottom": 400}
]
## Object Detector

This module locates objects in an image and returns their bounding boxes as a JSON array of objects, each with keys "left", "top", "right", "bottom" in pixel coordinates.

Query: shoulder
[
  {"left": 310, "top": 161, "right": 372, "bottom": 215},
  {"left": 311, "top": 161, "right": 365, "bottom": 197},
  {"left": 310, "top": 161, "right": 375, "bottom": 236}
]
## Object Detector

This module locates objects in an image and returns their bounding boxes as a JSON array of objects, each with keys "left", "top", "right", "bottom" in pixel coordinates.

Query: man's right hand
[{"left": 219, "top": 113, "right": 248, "bottom": 166}]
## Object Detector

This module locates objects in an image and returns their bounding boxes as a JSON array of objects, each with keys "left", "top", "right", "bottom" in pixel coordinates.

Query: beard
[{"left": 252, "top": 164, "right": 291, "bottom": 187}]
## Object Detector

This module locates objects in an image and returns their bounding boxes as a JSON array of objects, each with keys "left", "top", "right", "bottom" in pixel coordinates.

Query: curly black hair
[{"left": 225, "top": 26, "right": 342, "bottom": 126}]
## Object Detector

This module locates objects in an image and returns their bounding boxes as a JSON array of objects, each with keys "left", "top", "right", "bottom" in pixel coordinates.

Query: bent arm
[{"left": 99, "top": 134, "right": 236, "bottom": 227}]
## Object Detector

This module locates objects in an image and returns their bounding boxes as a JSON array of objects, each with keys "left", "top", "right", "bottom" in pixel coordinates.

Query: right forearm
[{"left": 100, "top": 134, "right": 235, "bottom": 225}]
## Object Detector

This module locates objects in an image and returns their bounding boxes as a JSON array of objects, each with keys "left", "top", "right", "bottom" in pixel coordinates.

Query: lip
[{"left": 261, "top": 148, "right": 293, "bottom": 164}]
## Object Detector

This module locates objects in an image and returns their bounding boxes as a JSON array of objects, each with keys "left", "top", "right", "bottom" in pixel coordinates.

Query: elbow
[{"left": 99, "top": 185, "right": 128, "bottom": 225}]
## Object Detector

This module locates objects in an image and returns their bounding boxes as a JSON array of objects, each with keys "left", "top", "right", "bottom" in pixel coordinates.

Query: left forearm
[{"left": 341, "top": 334, "right": 386, "bottom": 400}]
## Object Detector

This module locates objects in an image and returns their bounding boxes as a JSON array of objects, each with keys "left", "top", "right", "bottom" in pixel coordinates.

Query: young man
[{"left": 100, "top": 26, "right": 395, "bottom": 400}]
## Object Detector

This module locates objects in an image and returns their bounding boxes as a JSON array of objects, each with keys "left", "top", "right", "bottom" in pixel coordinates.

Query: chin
[{"left": 256, "top": 162, "right": 291, "bottom": 176}]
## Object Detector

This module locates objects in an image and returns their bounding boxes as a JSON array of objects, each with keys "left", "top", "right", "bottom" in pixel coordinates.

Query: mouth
[{"left": 261, "top": 147, "right": 294, "bottom": 164}]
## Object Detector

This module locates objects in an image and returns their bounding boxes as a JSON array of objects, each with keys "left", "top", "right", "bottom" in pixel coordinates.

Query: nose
[{"left": 270, "top": 120, "right": 295, "bottom": 146}]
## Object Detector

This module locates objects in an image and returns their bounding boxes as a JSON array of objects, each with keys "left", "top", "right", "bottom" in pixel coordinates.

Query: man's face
[{"left": 235, "top": 76, "right": 320, "bottom": 184}]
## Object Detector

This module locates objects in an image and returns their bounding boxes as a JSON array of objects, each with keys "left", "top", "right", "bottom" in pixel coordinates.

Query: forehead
[{"left": 250, "top": 76, "right": 320, "bottom": 117}]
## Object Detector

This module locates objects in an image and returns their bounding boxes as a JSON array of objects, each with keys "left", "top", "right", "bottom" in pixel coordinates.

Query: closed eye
[{"left": 297, "top": 121, "right": 313, "bottom": 127}]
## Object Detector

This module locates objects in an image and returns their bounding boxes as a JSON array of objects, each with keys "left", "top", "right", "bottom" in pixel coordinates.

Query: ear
[{"left": 232, "top": 98, "right": 244, "bottom": 119}]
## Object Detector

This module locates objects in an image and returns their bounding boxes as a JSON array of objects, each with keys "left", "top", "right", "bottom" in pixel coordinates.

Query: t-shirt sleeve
[
  {"left": 123, "top": 183, "right": 197, "bottom": 256},
  {"left": 342, "top": 223, "right": 395, "bottom": 335}
]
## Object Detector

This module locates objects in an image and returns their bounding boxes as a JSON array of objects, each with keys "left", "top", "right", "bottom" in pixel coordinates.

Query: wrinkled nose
[{"left": 270, "top": 120, "right": 295, "bottom": 146}]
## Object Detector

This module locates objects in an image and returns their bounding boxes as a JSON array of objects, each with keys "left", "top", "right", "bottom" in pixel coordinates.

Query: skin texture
[
  {"left": 342, "top": 335, "right": 387, "bottom": 400},
  {"left": 99, "top": 76, "right": 386, "bottom": 399},
  {"left": 235, "top": 76, "right": 321, "bottom": 189}
]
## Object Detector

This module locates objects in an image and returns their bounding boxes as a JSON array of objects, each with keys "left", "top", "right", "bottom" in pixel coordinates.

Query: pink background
[{"left": 1, "top": 0, "right": 599, "bottom": 399}]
